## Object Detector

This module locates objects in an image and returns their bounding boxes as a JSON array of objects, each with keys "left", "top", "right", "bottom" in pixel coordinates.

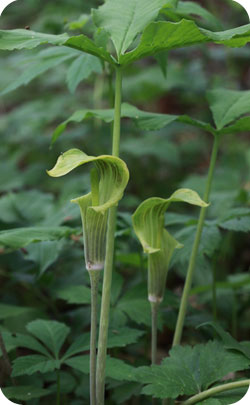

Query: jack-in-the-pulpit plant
[
  {"left": 133, "top": 189, "right": 208, "bottom": 365},
  {"left": 2, "top": 0, "right": 250, "bottom": 404},
  {"left": 48, "top": 148, "right": 129, "bottom": 404}
]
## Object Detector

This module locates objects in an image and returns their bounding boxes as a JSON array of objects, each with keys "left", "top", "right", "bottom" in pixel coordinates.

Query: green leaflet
[
  {"left": 132, "top": 189, "right": 208, "bottom": 302},
  {"left": 0, "top": 29, "right": 68, "bottom": 50},
  {"left": 92, "top": 0, "right": 167, "bottom": 58},
  {"left": 47, "top": 149, "right": 129, "bottom": 270},
  {"left": 207, "top": 88, "right": 250, "bottom": 130},
  {"left": 119, "top": 19, "right": 250, "bottom": 65}
]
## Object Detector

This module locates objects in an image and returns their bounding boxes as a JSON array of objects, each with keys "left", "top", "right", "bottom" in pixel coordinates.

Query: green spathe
[
  {"left": 48, "top": 149, "right": 129, "bottom": 270},
  {"left": 132, "top": 189, "right": 208, "bottom": 302}
]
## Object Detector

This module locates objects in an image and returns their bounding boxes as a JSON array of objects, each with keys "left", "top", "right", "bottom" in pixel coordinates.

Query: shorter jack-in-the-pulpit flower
[
  {"left": 132, "top": 188, "right": 208, "bottom": 303},
  {"left": 47, "top": 148, "right": 129, "bottom": 271}
]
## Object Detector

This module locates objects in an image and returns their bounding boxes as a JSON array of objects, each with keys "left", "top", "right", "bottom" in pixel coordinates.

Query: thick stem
[
  {"left": 172, "top": 134, "right": 220, "bottom": 346},
  {"left": 96, "top": 67, "right": 123, "bottom": 405},
  {"left": 182, "top": 380, "right": 250, "bottom": 405},
  {"left": 89, "top": 270, "right": 101, "bottom": 405}
]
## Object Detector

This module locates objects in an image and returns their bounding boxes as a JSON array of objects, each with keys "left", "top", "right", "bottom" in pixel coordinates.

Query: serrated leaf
[
  {"left": 119, "top": 20, "right": 250, "bottom": 65},
  {"left": 135, "top": 341, "right": 250, "bottom": 399},
  {"left": 56, "top": 285, "right": 91, "bottom": 304},
  {"left": 1, "top": 47, "right": 76, "bottom": 95},
  {"left": 2, "top": 385, "right": 51, "bottom": 401},
  {"left": 26, "top": 320, "right": 70, "bottom": 359},
  {"left": 0, "top": 226, "right": 74, "bottom": 250},
  {"left": 64, "top": 355, "right": 136, "bottom": 381},
  {"left": 66, "top": 54, "right": 102, "bottom": 93},
  {"left": 0, "top": 29, "right": 68, "bottom": 50},
  {"left": 199, "top": 322, "right": 250, "bottom": 359},
  {"left": 93, "top": 0, "right": 167, "bottom": 57},
  {"left": 48, "top": 149, "right": 129, "bottom": 270},
  {"left": 12, "top": 355, "right": 59, "bottom": 377},
  {"left": 207, "top": 88, "right": 250, "bottom": 130}
]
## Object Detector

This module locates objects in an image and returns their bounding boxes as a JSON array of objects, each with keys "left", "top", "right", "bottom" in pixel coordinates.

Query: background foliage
[{"left": 0, "top": 0, "right": 250, "bottom": 404}]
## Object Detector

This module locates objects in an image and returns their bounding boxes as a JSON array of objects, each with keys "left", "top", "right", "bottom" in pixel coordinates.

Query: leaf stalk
[
  {"left": 181, "top": 379, "right": 250, "bottom": 405},
  {"left": 96, "top": 67, "right": 123, "bottom": 405},
  {"left": 172, "top": 134, "right": 220, "bottom": 346}
]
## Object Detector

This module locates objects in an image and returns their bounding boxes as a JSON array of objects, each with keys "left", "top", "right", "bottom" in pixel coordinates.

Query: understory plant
[{"left": 1, "top": 1, "right": 250, "bottom": 404}]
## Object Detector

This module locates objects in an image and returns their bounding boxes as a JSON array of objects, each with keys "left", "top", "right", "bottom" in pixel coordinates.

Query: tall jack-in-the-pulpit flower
[
  {"left": 132, "top": 189, "right": 208, "bottom": 365},
  {"left": 48, "top": 148, "right": 129, "bottom": 405}
]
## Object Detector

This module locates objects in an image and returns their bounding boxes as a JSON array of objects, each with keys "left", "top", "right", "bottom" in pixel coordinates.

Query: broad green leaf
[
  {"left": 26, "top": 240, "right": 65, "bottom": 277},
  {"left": 218, "top": 207, "right": 250, "bottom": 232},
  {"left": 12, "top": 355, "right": 59, "bottom": 377},
  {"left": 1, "top": 47, "right": 76, "bottom": 95},
  {"left": 2, "top": 386, "right": 51, "bottom": 401},
  {"left": 0, "top": 304, "right": 32, "bottom": 320},
  {"left": 163, "top": 1, "right": 221, "bottom": 30},
  {"left": 119, "top": 20, "right": 250, "bottom": 65},
  {"left": 26, "top": 320, "right": 70, "bottom": 359},
  {"left": 92, "top": 0, "right": 167, "bottom": 57},
  {"left": 64, "top": 355, "right": 136, "bottom": 381},
  {"left": 65, "top": 34, "right": 114, "bottom": 64},
  {"left": 51, "top": 102, "right": 214, "bottom": 144},
  {"left": 135, "top": 341, "right": 250, "bottom": 399},
  {"left": 48, "top": 149, "right": 129, "bottom": 270},
  {"left": 56, "top": 285, "right": 91, "bottom": 304},
  {"left": 0, "top": 190, "right": 54, "bottom": 226},
  {"left": 0, "top": 331, "right": 19, "bottom": 356},
  {"left": 0, "top": 29, "right": 68, "bottom": 50},
  {"left": 66, "top": 54, "right": 102, "bottom": 94},
  {"left": 0, "top": 226, "right": 74, "bottom": 249},
  {"left": 116, "top": 284, "right": 152, "bottom": 326},
  {"left": 62, "top": 327, "right": 144, "bottom": 361},
  {"left": 207, "top": 88, "right": 250, "bottom": 130},
  {"left": 10, "top": 333, "right": 52, "bottom": 357},
  {"left": 132, "top": 190, "right": 207, "bottom": 301}
]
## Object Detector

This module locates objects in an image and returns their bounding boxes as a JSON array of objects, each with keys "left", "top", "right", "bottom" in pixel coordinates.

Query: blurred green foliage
[{"left": 0, "top": 0, "right": 250, "bottom": 404}]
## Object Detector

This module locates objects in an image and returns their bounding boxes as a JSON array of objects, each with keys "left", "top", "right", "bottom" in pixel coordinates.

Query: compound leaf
[
  {"left": 93, "top": 0, "right": 167, "bottom": 58},
  {"left": 135, "top": 341, "right": 250, "bottom": 399},
  {"left": 26, "top": 320, "right": 70, "bottom": 358}
]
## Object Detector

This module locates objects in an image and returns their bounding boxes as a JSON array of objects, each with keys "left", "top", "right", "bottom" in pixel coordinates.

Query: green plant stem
[
  {"left": 89, "top": 270, "right": 101, "bottom": 405},
  {"left": 151, "top": 302, "right": 159, "bottom": 365},
  {"left": 181, "top": 379, "right": 250, "bottom": 404},
  {"left": 96, "top": 67, "right": 123, "bottom": 405},
  {"left": 172, "top": 134, "right": 220, "bottom": 347},
  {"left": 151, "top": 302, "right": 159, "bottom": 405},
  {"left": 212, "top": 255, "right": 217, "bottom": 322},
  {"left": 56, "top": 369, "right": 60, "bottom": 405}
]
